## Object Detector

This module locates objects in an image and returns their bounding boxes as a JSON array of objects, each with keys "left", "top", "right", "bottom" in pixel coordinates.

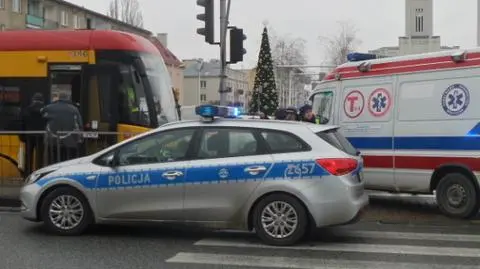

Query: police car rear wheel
[
  {"left": 436, "top": 173, "right": 479, "bottom": 219},
  {"left": 253, "top": 194, "right": 308, "bottom": 246},
  {"left": 40, "top": 187, "right": 93, "bottom": 235}
]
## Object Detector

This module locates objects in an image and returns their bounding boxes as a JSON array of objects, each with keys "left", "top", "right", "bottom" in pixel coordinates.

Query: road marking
[
  {"left": 166, "top": 252, "right": 480, "bottom": 269},
  {"left": 194, "top": 239, "right": 480, "bottom": 258},
  {"left": 333, "top": 230, "right": 480, "bottom": 243}
]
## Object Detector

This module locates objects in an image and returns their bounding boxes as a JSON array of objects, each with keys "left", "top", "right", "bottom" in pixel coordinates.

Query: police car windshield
[{"left": 140, "top": 54, "right": 179, "bottom": 126}]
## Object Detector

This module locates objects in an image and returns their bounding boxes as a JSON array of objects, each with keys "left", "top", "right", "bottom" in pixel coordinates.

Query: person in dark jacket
[
  {"left": 20, "top": 93, "right": 46, "bottom": 176},
  {"left": 299, "top": 104, "right": 317, "bottom": 123},
  {"left": 274, "top": 108, "right": 287, "bottom": 120},
  {"left": 42, "top": 92, "right": 83, "bottom": 164},
  {"left": 285, "top": 107, "right": 299, "bottom": 121},
  {"left": 275, "top": 107, "right": 298, "bottom": 121}
]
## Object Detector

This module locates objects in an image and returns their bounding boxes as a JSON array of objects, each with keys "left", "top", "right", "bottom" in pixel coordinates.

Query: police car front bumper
[{"left": 19, "top": 183, "right": 42, "bottom": 221}]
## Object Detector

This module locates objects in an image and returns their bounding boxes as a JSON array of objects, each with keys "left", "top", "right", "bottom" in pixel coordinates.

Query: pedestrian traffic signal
[
  {"left": 229, "top": 27, "right": 246, "bottom": 64},
  {"left": 196, "top": 0, "right": 215, "bottom": 44}
]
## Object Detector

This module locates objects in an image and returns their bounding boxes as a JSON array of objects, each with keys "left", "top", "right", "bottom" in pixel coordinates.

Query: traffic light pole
[{"left": 219, "top": 0, "right": 231, "bottom": 106}]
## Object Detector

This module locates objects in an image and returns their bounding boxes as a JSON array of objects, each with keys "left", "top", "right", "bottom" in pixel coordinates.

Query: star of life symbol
[
  {"left": 218, "top": 168, "right": 229, "bottom": 179},
  {"left": 442, "top": 84, "right": 470, "bottom": 116},
  {"left": 368, "top": 88, "right": 391, "bottom": 117},
  {"left": 372, "top": 93, "right": 387, "bottom": 112}
]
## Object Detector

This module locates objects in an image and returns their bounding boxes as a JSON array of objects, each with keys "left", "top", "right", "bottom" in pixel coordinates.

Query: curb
[
  {"left": 0, "top": 198, "right": 21, "bottom": 210},
  {"left": 0, "top": 206, "right": 21, "bottom": 212}
]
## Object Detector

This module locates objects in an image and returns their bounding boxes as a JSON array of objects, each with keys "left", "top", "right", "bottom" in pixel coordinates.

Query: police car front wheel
[
  {"left": 40, "top": 187, "right": 93, "bottom": 235},
  {"left": 436, "top": 173, "right": 479, "bottom": 219},
  {"left": 253, "top": 194, "right": 308, "bottom": 246}
]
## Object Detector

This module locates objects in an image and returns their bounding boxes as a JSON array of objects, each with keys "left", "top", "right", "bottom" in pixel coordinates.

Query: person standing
[
  {"left": 42, "top": 92, "right": 83, "bottom": 164},
  {"left": 20, "top": 93, "right": 46, "bottom": 176},
  {"left": 299, "top": 104, "right": 317, "bottom": 124}
]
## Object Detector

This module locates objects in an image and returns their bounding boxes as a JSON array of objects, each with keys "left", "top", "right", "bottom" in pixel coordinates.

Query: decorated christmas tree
[{"left": 249, "top": 26, "right": 278, "bottom": 115}]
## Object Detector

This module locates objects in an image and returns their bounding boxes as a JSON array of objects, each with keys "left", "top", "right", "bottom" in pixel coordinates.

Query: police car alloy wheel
[
  {"left": 40, "top": 187, "right": 93, "bottom": 235},
  {"left": 435, "top": 173, "right": 479, "bottom": 219},
  {"left": 253, "top": 193, "right": 308, "bottom": 246}
]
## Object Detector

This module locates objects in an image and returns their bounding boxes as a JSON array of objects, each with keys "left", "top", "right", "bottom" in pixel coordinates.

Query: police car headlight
[{"left": 25, "top": 168, "right": 57, "bottom": 185}]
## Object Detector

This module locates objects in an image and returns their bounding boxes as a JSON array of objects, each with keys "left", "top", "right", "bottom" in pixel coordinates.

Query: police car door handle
[
  {"left": 244, "top": 166, "right": 267, "bottom": 173},
  {"left": 162, "top": 171, "right": 183, "bottom": 179}
]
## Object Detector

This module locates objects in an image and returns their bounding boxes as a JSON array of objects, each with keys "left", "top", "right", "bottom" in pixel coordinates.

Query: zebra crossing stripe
[
  {"left": 166, "top": 252, "right": 480, "bottom": 269},
  {"left": 332, "top": 230, "right": 480, "bottom": 243},
  {"left": 194, "top": 239, "right": 480, "bottom": 258}
]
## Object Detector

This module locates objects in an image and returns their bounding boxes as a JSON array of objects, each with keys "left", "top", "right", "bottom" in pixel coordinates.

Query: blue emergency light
[
  {"left": 347, "top": 52, "right": 378, "bottom": 62},
  {"left": 195, "top": 104, "right": 237, "bottom": 119}
]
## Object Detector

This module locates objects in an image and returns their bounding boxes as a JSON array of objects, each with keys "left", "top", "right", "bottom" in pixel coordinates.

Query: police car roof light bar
[{"left": 195, "top": 104, "right": 234, "bottom": 121}]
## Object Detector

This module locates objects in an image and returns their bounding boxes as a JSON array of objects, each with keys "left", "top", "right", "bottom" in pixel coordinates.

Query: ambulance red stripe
[
  {"left": 363, "top": 155, "right": 480, "bottom": 171},
  {"left": 324, "top": 53, "right": 480, "bottom": 81}
]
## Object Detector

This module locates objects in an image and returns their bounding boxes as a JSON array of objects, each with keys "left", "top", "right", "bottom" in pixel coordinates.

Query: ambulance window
[{"left": 312, "top": 91, "right": 333, "bottom": 123}]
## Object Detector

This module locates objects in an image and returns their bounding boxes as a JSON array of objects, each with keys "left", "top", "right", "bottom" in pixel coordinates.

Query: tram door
[{"left": 80, "top": 64, "right": 121, "bottom": 154}]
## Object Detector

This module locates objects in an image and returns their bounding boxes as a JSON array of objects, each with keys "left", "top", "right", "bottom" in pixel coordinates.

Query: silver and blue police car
[{"left": 20, "top": 105, "right": 368, "bottom": 246}]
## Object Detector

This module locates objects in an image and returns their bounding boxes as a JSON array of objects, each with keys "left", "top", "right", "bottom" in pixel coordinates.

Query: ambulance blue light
[{"left": 347, "top": 52, "right": 377, "bottom": 62}]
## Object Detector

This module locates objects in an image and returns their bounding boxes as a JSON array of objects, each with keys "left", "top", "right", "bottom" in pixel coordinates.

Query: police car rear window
[{"left": 316, "top": 129, "right": 358, "bottom": 156}]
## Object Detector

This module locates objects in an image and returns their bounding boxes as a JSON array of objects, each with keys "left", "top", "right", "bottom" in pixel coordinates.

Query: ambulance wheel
[
  {"left": 40, "top": 186, "right": 93, "bottom": 235},
  {"left": 436, "top": 173, "right": 479, "bottom": 219},
  {"left": 253, "top": 193, "right": 308, "bottom": 246}
]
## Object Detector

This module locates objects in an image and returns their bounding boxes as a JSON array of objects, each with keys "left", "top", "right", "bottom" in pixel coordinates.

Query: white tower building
[
  {"left": 478, "top": 0, "right": 480, "bottom": 46},
  {"left": 370, "top": 0, "right": 459, "bottom": 57}
]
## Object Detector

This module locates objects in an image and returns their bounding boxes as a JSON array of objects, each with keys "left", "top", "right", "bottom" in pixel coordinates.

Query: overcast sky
[{"left": 70, "top": 0, "right": 477, "bottom": 69}]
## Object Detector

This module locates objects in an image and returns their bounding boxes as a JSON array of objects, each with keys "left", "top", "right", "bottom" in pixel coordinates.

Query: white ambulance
[{"left": 309, "top": 50, "right": 480, "bottom": 219}]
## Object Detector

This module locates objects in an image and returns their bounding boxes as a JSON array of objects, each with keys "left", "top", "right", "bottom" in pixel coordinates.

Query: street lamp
[{"left": 197, "top": 60, "right": 205, "bottom": 105}]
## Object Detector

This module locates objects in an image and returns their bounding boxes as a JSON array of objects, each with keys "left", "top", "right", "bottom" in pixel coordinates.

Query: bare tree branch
[
  {"left": 268, "top": 27, "right": 309, "bottom": 107},
  {"left": 319, "top": 21, "right": 361, "bottom": 66},
  {"left": 107, "top": 0, "right": 144, "bottom": 28},
  {"left": 107, "top": 1, "right": 117, "bottom": 19}
]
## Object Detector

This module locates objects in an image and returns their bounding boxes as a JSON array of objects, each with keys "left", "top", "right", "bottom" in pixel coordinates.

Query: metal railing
[{"left": 0, "top": 130, "right": 144, "bottom": 197}]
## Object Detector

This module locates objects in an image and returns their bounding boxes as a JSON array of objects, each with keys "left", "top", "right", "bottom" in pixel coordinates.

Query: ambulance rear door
[{"left": 394, "top": 66, "right": 480, "bottom": 193}]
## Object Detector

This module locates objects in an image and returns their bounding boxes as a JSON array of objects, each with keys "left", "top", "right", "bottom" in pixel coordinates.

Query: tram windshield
[{"left": 140, "top": 54, "right": 179, "bottom": 126}]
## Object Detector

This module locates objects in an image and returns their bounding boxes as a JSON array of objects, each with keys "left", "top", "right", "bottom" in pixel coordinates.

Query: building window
[
  {"left": 61, "top": 11, "right": 68, "bottom": 26},
  {"left": 200, "top": 80, "right": 207, "bottom": 89},
  {"left": 415, "top": 8, "right": 424, "bottom": 33},
  {"left": 73, "top": 15, "right": 80, "bottom": 29},
  {"left": 12, "top": 0, "right": 21, "bottom": 13},
  {"left": 0, "top": 0, "right": 5, "bottom": 9},
  {"left": 200, "top": 94, "right": 206, "bottom": 102}
]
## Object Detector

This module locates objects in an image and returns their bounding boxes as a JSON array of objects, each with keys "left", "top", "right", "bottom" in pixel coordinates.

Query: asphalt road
[{"left": 1, "top": 212, "right": 480, "bottom": 269}]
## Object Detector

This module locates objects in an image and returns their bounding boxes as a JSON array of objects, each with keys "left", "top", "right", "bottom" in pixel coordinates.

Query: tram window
[
  {"left": 96, "top": 75, "right": 111, "bottom": 122},
  {"left": 49, "top": 71, "right": 80, "bottom": 104},
  {"left": 117, "top": 64, "right": 150, "bottom": 127},
  {"left": 0, "top": 83, "right": 21, "bottom": 130}
]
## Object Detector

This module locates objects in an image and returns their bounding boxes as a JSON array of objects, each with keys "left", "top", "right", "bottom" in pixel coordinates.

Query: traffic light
[
  {"left": 196, "top": 0, "right": 215, "bottom": 44},
  {"left": 229, "top": 27, "right": 246, "bottom": 64}
]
